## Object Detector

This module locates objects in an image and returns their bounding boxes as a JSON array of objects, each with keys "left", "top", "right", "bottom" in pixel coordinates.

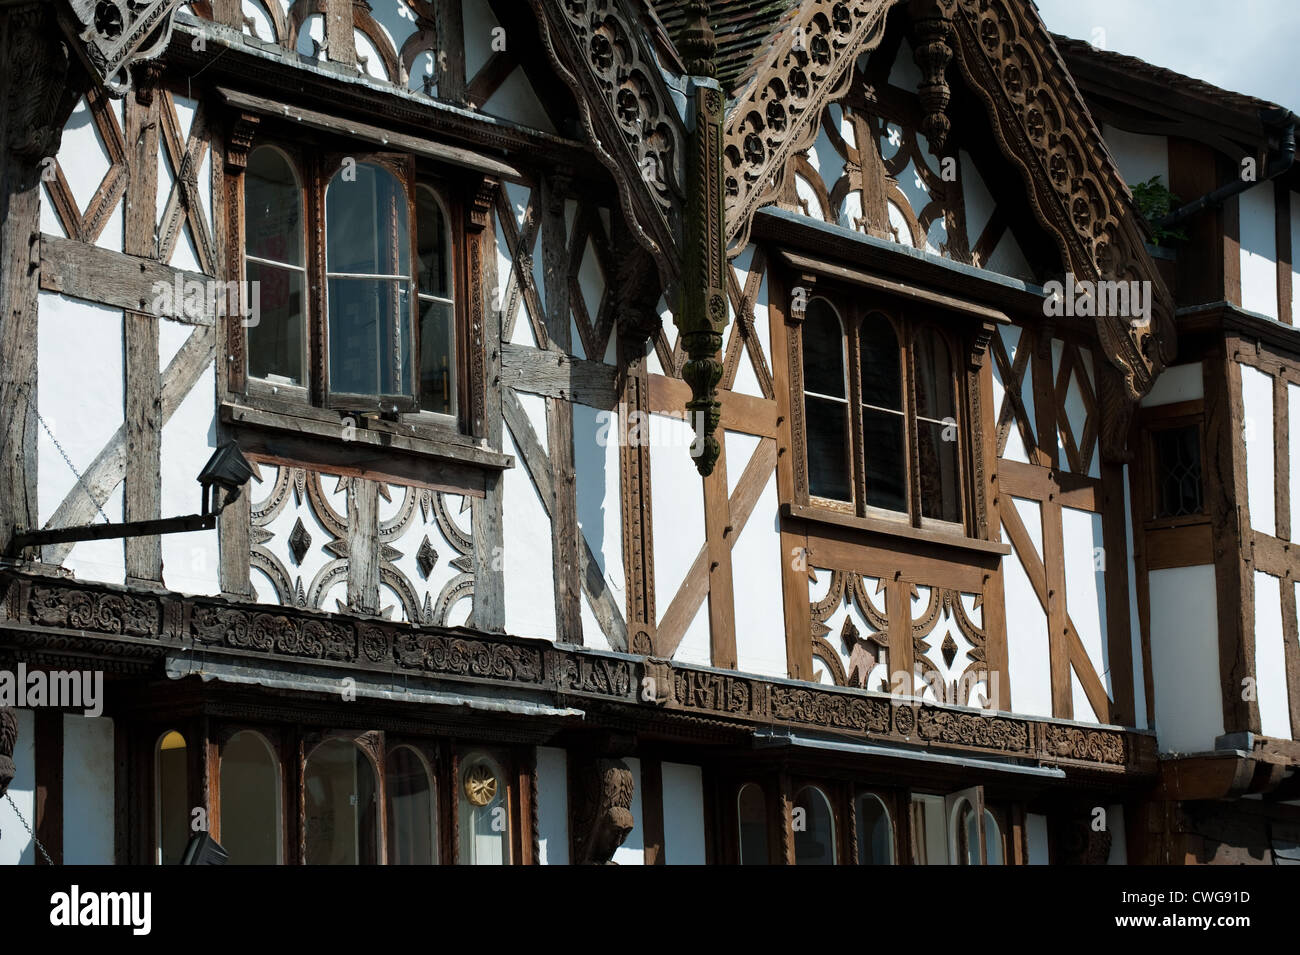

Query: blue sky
[{"left": 1035, "top": 0, "right": 1300, "bottom": 109}]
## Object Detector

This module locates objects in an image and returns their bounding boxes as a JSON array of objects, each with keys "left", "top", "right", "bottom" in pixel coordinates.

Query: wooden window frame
[
  {"left": 790, "top": 280, "right": 975, "bottom": 537},
  {"left": 226, "top": 122, "right": 484, "bottom": 446},
  {"left": 1138, "top": 399, "right": 1209, "bottom": 530}
]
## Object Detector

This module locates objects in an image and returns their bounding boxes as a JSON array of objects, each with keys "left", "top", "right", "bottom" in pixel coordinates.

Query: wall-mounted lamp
[{"left": 5, "top": 441, "right": 256, "bottom": 559}]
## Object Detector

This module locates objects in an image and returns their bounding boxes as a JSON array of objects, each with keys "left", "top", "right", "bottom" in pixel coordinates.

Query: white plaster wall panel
[
  {"left": 1148, "top": 564, "right": 1224, "bottom": 752},
  {"left": 724, "top": 430, "right": 761, "bottom": 498},
  {"left": 794, "top": 172, "right": 820, "bottom": 223},
  {"left": 1140, "top": 362, "right": 1203, "bottom": 408},
  {"left": 158, "top": 317, "right": 192, "bottom": 373},
  {"left": 40, "top": 182, "right": 66, "bottom": 237},
  {"left": 1071, "top": 669, "right": 1098, "bottom": 724},
  {"left": 651, "top": 413, "right": 705, "bottom": 625},
  {"left": 484, "top": 68, "right": 557, "bottom": 135},
  {"left": 986, "top": 230, "right": 1035, "bottom": 283},
  {"left": 160, "top": 362, "right": 219, "bottom": 596},
  {"left": 1240, "top": 186, "right": 1279, "bottom": 319},
  {"left": 1003, "top": 511, "right": 1053, "bottom": 717},
  {"left": 535, "top": 746, "right": 569, "bottom": 865},
  {"left": 37, "top": 292, "right": 125, "bottom": 584},
  {"left": 1062, "top": 506, "right": 1109, "bottom": 695},
  {"left": 1290, "top": 382, "right": 1300, "bottom": 540},
  {"left": 500, "top": 426, "right": 556, "bottom": 641},
  {"left": 172, "top": 94, "right": 197, "bottom": 145},
  {"left": 960, "top": 150, "right": 995, "bottom": 250},
  {"left": 1293, "top": 192, "right": 1300, "bottom": 322},
  {"left": 241, "top": 0, "right": 275, "bottom": 42},
  {"left": 1106, "top": 805, "right": 1128, "bottom": 864},
  {"left": 574, "top": 401, "right": 626, "bottom": 647},
  {"left": 354, "top": 29, "right": 390, "bottom": 81},
  {"left": 612, "top": 756, "right": 645, "bottom": 866},
  {"left": 1254, "top": 572, "right": 1292, "bottom": 739},
  {"left": 1012, "top": 496, "right": 1044, "bottom": 557},
  {"left": 662, "top": 762, "right": 707, "bottom": 864},
  {"left": 1026, "top": 812, "right": 1050, "bottom": 864},
  {"left": 995, "top": 324, "right": 1033, "bottom": 463},
  {"left": 462, "top": 0, "right": 498, "bottom": 81},
  {"left": 63, "top": 714, "right": 115, "bottom": 864},
  {"left": 1241, "top": 364, "right": 1276, "bottom": 535},
  {"left": 1100, "top": 126, "right": 1168, "bottom": 190},
  {"left": 95, "top": 189, "right": 124, "bottom": 254},
  {"left": 674, "top": 601, "right": 712, "bottom": 669},
  {"left": 888, "top": 37, "right": 923, "bottom": 94},
  {"left": 580, "top": 594, "right": 613, "bottom": 652},
  {"left": 729, "top": 336, "right": 766, "bottom": 398},
  {"left": 60, "top": 97, "right": 112, "bottom": 214},
  {"left": 296, "top": 14, "right": 326, "bottom": 61},
  {"left": 576, "top": 239, "right": 606, "bottom": 358},
  {"left": 1123, "top": 466, "right": 1148, "bottom": 729},
  {"left": 732, "top": 471, "right": 787, "bottom": 679},
  {"left": 0, "top": 709, "right": 36, "bottom": 864}
]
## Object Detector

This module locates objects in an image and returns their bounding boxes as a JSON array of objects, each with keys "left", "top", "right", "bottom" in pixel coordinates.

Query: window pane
[
  {"left": 913, "top": 330, "right": 956, "bottom": 420},
  {"left": 802, "top": 299, "right": 846, "bottom": 398},
  {"left": 416, "top": 187, "right": 451, "bottom": 297},
  {"left": 737, "top": 784, "right": 769, "bottom": 865},
  {"left": 855, "top": 793, "right": 894, "bottom": 865},
  {"left": 420, "top": 299, "right": 455, "bottom": 415},
  {"left": 327, "top": 278, "right": 412, "bottom": 397},
  {"left": 246, "top": 259, "right": 304, "bottom": 384},
  {"left": 326, "top": 162, "right": 410, "bottom": 276},
  {"left": 984, "top": 810, "right": 1003, "bottom": 865},
  {"left": 220, "top": 731, "right": 281, "bottom": 865},
  {"left": 459, "top": 754, "right": 509, "bottom": 865},
  {"left": 793, "top": 786, "right": 837, "bottom": 865},
  {"left": 304, "top": 740, "right": 379, "bottom": 865},
  {"left": 806, "top": 396, "right": 851, "bottom": 501},
  {"left": 918, "top": 418, "right": 961, "bottom": 522},
  {"left": 386, "top": 747, "right": 437, "bottom": 865},
  {"left": 246, "top": 147, "right": 302, "bottom": 264},
  {"left": 863, "top": 408, "right": 907, "bottom": 512},
  {"left": 859, "top": 314, "right": 902, "bottom": 410},
  {"left": 156, "top": 731, "right": 188, "bottom": 865},
  {"left": 1153, "top": 425, "right": 1203, "bottom": 517}
]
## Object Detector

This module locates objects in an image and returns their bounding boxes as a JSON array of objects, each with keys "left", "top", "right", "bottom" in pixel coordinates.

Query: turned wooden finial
[{"left": 680, "top": 0, "right": 717, "bottom": 77}]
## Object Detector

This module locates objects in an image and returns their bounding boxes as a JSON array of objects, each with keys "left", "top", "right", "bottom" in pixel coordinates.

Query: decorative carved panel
[{"left": 60, "top": 0, "right": 183, "bottom": 95}]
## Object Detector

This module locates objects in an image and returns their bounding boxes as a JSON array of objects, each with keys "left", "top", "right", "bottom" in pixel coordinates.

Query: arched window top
[
  {"left": 858, "top": 312, "right": 902, "bottom": 412},
  {"left": 793, "top": 785, "right": 837, "bottom": 865},
  {"left": 246, "top": 145, "right": 303, "bottom": 265},
  {"left": 156, "top": 730, "right": 188, "bottom": 866},
  {"left": 737, "top": 783, "right": 769, "bottom": 865},
  {"left": 220, "top": 730, "right": 282, "bottom": 865},
  {"left": 386, "top": 745, "right": 437, "bottom": 866},
  {"left": 416, "top": 185, "right": 452, "bottom": 300},
  {"left": 952, "top": 798, "right": 1004, "bottom": 865},
  {"left": 854, "top": 792, "right": 894, "bottom": 865},
  {"left": 304, "top": 738, "right": 379, "bottom": 865},
  {"left": 913, "top": 326, "right": 956, "bottom": 421},
  {"left": 802, "top": 297, "right": 846, "bottom": 399},
  {"left": 325, "top": 161, "right": 410, "bottom": 278}
]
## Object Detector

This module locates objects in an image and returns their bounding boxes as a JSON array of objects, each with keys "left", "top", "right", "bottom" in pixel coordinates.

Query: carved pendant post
[
  {"left": 912, "top": 0, "right": 956, "bottom": 154},
  {"left": 678, "top": 3, "right": 727, "bottom": 476}
]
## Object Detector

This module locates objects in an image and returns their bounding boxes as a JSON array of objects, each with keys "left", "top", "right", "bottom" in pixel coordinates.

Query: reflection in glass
[{"left": 304, "top": 739, "right": 378, "bottom": 865}]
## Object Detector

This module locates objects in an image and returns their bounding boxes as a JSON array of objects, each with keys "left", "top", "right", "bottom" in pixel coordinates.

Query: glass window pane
[
  {"left": 863, "top": 408, "right": 907, "bottom": 512},
  {"left": 416, "top": 187, "right": 451, "bottom": 297},
  {"left": 918, "top": 418, "right": 961, "bottom": 522},
  {"left": 1154, "top": 425, "right": 1203, "bottom": 517},
  {"left": 326, "top": 162, "right": 410, "bottom": 276},
  {"left": 419, "top": 300, "right": 455, "bottom": 415},
  {"left": 246, "top": 260, "right": 304, "bottom": 384},
  {"left": 984, "top": 810, "right": 1003, "bottom": 865},
  {"left": 802, "top": 299, "right": 846, "bottom": 398},
  {"left": 386, "top": 747, "right": 437, "bottom": 865},
  {"left": 304, "top": 740, "right": 379, "bottom": 865},
  {"left": 793, "top": 786, "right": 837, "bottom": 865},
  {"left": 327, "top": 278, "right": 412, "bottom": 397},
  {"left": 855, "top": 793, "right": 894, "bottom": 865},
  {"left": 806, "top": 396, "right": 851, "bottom": 501},
  {"left": 246, "top": 147, "right": 302, "bottom": 265},
  {"left": 220, "top": 731, "right": 281, "bottom": 865},
  {"left": 913, "top": 330, "right": 956, "bottom": 421},
  {"left": 156, "top": 731, "right": 188, "bottom": 865},
  {"left": 459, "top": 754, "right": 509, "bottom": 865},
  {"left": 859, "top": 314, "right": 902, "bottom": 410},
  {"left": 737, "top": 784, "right": 769, "bottom": 865}
]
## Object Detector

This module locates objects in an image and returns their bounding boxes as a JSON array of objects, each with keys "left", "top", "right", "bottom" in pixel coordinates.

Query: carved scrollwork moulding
[{"left": 0, "top": 570, "right": 1148, "bottom": 775}]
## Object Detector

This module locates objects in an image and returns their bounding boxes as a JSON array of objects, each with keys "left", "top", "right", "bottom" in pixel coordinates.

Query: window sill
[
  {"left": 782, "top": 503, "right": 1011, "bottom": 558},
  {"left": 220, "top": 399, "right": 514, "bottom": 471}
]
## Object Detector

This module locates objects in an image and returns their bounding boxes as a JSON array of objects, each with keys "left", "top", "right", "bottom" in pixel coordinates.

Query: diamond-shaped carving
[
  {"left": 416, "top": 536, "right": 438, "bottom": 578},
  {"left": 941, "top": 632, "right": 958, "bottom": 669},
  {"left": 288, "top": 517, "right": 311, "bottom": 565}
]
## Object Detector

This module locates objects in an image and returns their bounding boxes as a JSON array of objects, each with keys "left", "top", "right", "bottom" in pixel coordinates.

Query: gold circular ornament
[{"left": 464, "top": 764, "right": 498, "bottom": 806}]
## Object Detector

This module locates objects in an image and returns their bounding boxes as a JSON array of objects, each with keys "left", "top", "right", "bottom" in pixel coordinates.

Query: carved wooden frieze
[
  {"left": 528, "top": 0, "right": 685, "bottom": 280},
  {"left": 59, "top": 0, "right": 184, "bottom": 95},
  {"left": 915, "top": 704, "right": 1028, "bottom": 751}
]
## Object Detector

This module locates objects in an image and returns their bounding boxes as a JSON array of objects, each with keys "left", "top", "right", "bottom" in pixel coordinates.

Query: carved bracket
[
  {"left": 58, "top": 0, "right": 184, "bottom": 97},
  {"left": 570, "top": 755, "right": 635, "bottom": 864}
]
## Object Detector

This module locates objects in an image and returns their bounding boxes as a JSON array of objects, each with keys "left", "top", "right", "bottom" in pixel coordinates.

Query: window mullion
[
  {"left": 902, "top": 322, "right": 922, "bottom": 526},
  {"left": 847, "top": 313, "right": 866, "bottom": 517}
]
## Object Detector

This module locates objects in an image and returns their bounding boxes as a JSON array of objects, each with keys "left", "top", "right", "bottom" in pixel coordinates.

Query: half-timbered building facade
[{"left": 0, "top": 0, "right": 1296, "bottom": 865}]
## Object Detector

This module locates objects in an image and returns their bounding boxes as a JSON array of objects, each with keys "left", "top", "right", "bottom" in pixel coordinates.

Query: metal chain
[
  {"left": 4, "top": 792, "right": 54, "bottom": 865},
  {"left": 16, "top": 382, "right": 111, "bottom": 525}
]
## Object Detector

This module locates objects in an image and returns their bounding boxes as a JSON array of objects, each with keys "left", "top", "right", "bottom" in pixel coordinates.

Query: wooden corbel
[
  {"left": 910, "top": 0, "right": 956, "bottom": 155},
  {"left": 969, "top": 320, "right": 996, "bottom": 370},
  {"left": 467, "top": 176, "right": 498, "bottom": 234},
  {"left": 224, "top": 111, "right": 261, "bottom": 172}
]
